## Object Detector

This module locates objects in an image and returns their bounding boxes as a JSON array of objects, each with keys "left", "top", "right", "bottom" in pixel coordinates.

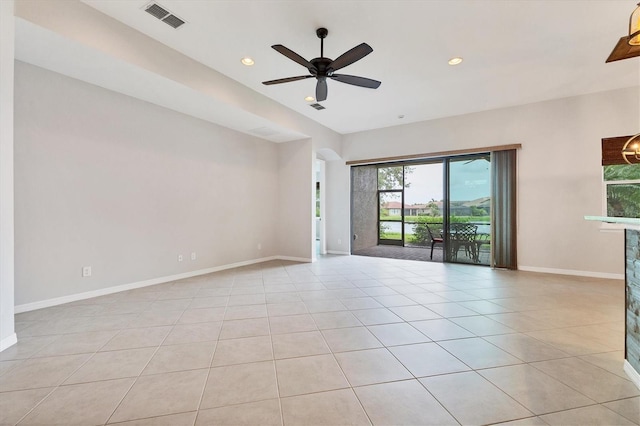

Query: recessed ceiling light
[
  {"left": 448, "top": 57, "right": 463, "bottom": 66},
  {"left": 304, "top": 96, "right": 315, "bottom": 102},
  {"left": 241, "top": 57, "right": 255, "bottom": 66}
]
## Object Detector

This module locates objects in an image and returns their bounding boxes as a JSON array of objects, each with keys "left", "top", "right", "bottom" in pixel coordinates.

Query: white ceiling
[{"left": 20, "top": 0, "right": 640, "bottom": 137}]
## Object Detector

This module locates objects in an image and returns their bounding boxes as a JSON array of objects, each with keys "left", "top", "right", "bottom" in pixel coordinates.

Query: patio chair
[
  {"left": 449, "top": 223, "right": 478, "bottom": 261},
  {"left": 425, "top": 223, "right": 444, "bottom": 260},
  {"left": 474, "top": 232, "right": 491, "bottom": 263}
]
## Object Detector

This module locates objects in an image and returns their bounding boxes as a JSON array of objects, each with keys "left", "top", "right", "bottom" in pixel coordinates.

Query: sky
[{"left": 403, "top": 159, "right": 490, "bottom": 204}]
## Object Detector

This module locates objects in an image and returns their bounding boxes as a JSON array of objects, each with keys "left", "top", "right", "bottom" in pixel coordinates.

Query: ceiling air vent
[
  {"left": 144, "top": 3, "right": 169, "bottom": 19},
  {"left": 162, "top": 14, "right": 185, "bottom": 29},
  {"left": 310, "top": 103, "right": 326, "bottom": 111},
  {"left": 143, "top": 2, "right": 186, "bottom": 29}
]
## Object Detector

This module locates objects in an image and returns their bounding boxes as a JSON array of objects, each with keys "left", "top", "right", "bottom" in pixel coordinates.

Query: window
[
  {"left": 316, "top": 182, "right": 320, "bottom": 218},
  {"left": 603, "top": 164, "right": 640, "bottom": 218},
  {"left": 377, "top": 166, "right": 404, "bottom": 244}
]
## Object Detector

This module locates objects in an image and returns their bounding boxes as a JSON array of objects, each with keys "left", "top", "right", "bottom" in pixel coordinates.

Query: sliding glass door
[
  {"left": 446, "top": 155, "right": 491, "bottom": 265},
  {"left": 353, "top": 150, "right": 516, "bottom": 267},
  {"left": 404, "top": 163, "right": 444, "bottom": 252},
  {"left": 378, "top": 190, "right": 403, "bottom": 245},
  {"left": 378, "top": 166, "right": 404, "bottom": 245}
]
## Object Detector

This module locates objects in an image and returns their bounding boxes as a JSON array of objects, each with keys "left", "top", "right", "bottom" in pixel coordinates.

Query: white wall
[
  {"left": 277, "top": 139, "right": 314, "bottom": 261},
  {"left": 0, "top": 0, "right": 16, "bottom": 351},
  {"left": 14, "top": 62, "right": 284, "bottom": 307},
  {"left": 14, "top": 0, "right": 342, "bottom": 155},
  {"left": 325, "top": 159, "right": 351, "bottom": 255},
  {"left": 6, "top": 0, "right": 344, "bottom": 313},
  {"left": 333, "top": 87, "right": 640, "bottom": 277}
]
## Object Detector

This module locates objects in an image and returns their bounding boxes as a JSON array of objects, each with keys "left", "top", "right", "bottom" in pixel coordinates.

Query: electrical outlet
[
  {"left": 82, "top": 266, "right": 92, "bottom": 277},
  {"left": 178, "top": 254, "right": 183, "bottom": 262},
  {"left": 191, "top": 252, "right": 196, "bottom": 261},
  {"left": 338, "top": 239, "right": 341, "bottom": 245},
  {"left": 257, "top": 243, "right": 262, "bottom": 250}
]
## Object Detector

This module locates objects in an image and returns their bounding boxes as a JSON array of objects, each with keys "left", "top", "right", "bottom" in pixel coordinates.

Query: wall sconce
[
  {"left": 606, "top": 2, "right": 640, "bottom": 62},
  {"left": 622, "top": 134, "right": 640, "bottom": 164}
]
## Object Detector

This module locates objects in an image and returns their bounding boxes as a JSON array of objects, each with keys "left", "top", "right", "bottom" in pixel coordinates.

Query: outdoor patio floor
[
  {"left": 353, "top": 244, "right": 490, "bottom": 265},
  {"left": 354, "top": 245, "right": 444, "bottom": 262}
]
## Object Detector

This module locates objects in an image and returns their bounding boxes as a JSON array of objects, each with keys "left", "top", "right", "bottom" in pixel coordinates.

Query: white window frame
[{"left": 601, "top": 173, "right": 640, "bottom": 230}]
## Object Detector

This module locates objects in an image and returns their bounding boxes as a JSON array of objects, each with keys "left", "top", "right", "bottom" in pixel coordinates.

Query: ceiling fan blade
[
  {"left": 262, "top": 75, "right": 314, "bottom": 85},
  {"left": 316, "top": 78, "right": 328, "bottom": 102},
  {"left": 272, "top": 45, "right": 316, "bottom": 71},
  {"left": 328, "top": 43, "right": 373, "bottom": 72},
  {"left": 330, "top": 74, "right": 381, "bottom": 89}
]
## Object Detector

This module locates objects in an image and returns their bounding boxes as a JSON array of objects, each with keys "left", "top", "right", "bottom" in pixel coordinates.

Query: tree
[
  {"left": 412, "top": 223, "right": 430, "bottom": 246},
  {"left": 378, "top": 166, "right": 414, "bottom": 189},
  {"left": 604, "top": 165, "right": 640, "bottom": 218},
  {"left": 607, "top": 184, "right": 640, "bottom": 217},
  {"left": 470, "top": 205, "right": 488, "bottom": 216},
  {"left": 604, "top": 165, "right": 640, "bottom": 181},
  {"left": 427, "top": 198, "right": 440, "bottom": 216}
]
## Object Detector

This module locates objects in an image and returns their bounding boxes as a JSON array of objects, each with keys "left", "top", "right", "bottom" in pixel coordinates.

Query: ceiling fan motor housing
[
  {"left": 310, "top": 58, "right": 333, "bottom": 76},
  {"left": 316, "top": 27, "right": 328, "bottom": 39}
]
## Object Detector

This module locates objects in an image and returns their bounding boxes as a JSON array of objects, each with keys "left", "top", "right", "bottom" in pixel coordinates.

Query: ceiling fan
[{"left": 262, "top": 28, "right": 381, "bottom": 102}]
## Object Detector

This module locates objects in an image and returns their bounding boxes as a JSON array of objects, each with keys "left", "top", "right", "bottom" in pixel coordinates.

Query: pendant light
[
  {"left": 630, "top": 3, "right": 640, "bottom": 45},
  {"left": 606, "top": 2, "right": 640, "bottom": 62},
  {"left": 629, "top": 3, "right": 640, "bottom": 45},
  {"left": 622, "top": 134, "right": 640, "bottom": 165}
]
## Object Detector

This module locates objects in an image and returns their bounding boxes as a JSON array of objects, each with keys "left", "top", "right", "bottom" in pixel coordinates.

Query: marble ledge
[{"left": 584, "top": 216, "right": 640, "bottom": 230}]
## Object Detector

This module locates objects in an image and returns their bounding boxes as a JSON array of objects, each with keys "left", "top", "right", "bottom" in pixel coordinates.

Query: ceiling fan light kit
[{"left": 262, "top": 27, "right": 381, "bottom": 102}]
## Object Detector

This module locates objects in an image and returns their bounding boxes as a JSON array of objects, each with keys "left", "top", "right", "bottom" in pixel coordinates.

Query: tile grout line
[
  {"left": 103, "top": 301, "right": 185, "bottom": 425},
  {"left": 263, "top": 273, "right": 285, "bottom": 426},
  {"left": 11, "top": 326, "right": 121, "bottom": 425},
  {"left": 308, "top": 272, "right": 378, "bottom": 426},
  {"left": 366, "top": 280, "right": 465, "bottom": 425},
  {"left": 192, "top": 274, "right": 233, "bottom": 425}
]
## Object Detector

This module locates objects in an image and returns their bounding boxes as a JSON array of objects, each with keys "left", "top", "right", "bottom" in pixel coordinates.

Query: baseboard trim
[
  {"left": 327, "top": 250, "right": 350, "bottom": 255},
  {"left": 518, "top": 265, "right": 624, "bottom": 280},
  {"left": 624, "top": 360, "right": 640, "bottom": 390},
  {"left": 15, "top": 255, "right": 310, "bottom": 313},
  {"left": 0, "top": 333, "right": 17, "bottom": 352},
  {"left": 277, "top": 256, "right": 313, "bottom": 263}
]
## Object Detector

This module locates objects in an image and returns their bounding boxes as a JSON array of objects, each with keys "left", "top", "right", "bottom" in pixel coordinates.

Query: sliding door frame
[
  {"left": 377, "top": 189, "right": 404, "bottom": 246},
  {"left": 352, "top": 148, "right": 517, "bottom": 268}
]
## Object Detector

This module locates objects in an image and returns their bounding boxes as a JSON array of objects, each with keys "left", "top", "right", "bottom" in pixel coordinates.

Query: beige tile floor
[{"left": 1, "top": 255, "right": 639, "bottom": 425}]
